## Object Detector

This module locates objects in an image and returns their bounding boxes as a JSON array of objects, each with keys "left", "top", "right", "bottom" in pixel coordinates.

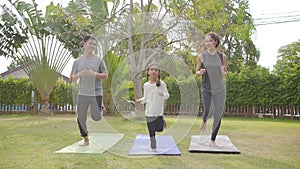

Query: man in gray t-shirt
[
  {"left": 70, "top": 35, "right": 108, "bottom": 146},
  {"left": 71, "top": 54, "right": 107, "bottom": 96}
]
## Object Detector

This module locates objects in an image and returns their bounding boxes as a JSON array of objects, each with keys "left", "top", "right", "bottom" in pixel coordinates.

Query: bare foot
[
  {"left": 80, "top": 136, "right": 89, "bottom": 146},
  {"left": 210, "top": 140, "right": 217, "bottom": 147},
  {"left": 200, "top": 122, "right": 206, "bottom": 132}
]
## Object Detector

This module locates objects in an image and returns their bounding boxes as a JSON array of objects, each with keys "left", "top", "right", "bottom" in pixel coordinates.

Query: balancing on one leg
[
  {"left": 136, "top": 63, "right": 169, "bottom": 151},
  {"left": 196, "top": 32, "right": 227, "bottom": 147},
  {"left": 146, "top": 116, "right": 165, "bottom": 151},
  {"left": 70, "top": 35, "right": 108, "bottom": 146}
]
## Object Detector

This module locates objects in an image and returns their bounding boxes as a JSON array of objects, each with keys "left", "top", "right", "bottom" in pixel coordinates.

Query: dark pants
[
  {"left": 146, "top": 116, "right": 164, "bottom": 149},
  {"left": 202, "top": 90, "right": 225, "bottom": 141},
  {"left": 77, "top": 95, "right": 103, "bottom": 137}
]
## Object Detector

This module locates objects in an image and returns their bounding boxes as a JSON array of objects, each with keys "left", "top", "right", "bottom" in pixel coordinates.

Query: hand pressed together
[{"left": 78, "top": 68, "right": 96, "bottom": 77}]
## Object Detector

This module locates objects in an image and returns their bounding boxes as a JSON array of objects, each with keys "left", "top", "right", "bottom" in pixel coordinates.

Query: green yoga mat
[{"left": 54, "top": 133, "right": 124, "bottom": 154}]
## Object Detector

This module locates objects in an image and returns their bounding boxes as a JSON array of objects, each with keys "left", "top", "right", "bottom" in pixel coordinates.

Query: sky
[
  {"left": 0, "top": 0, "right": 300, "bottom": 77},
  {"left": 249, "top": 0, "right": 300, "bottom": 70}
]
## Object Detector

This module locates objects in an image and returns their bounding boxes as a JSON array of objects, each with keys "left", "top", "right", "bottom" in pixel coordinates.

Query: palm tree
[
  {"left": 45, "top": 0, "right": 128, "bottom": 114},
  {"left": 0, "top": 0, "right": 72, "bottom": 113}
]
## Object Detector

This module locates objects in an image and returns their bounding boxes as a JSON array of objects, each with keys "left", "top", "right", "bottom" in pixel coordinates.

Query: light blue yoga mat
[
  {"left": 189, "top": 135, "right": 240, "bottom": 154},
  {"left": 129, "top": 134, "right": 181, "bottom": 155},
  {"left": 55, "top": 133, "right": 124, "bottom": 154}
]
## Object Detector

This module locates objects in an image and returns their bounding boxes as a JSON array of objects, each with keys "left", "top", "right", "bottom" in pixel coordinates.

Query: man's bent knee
[{"left": 91, "top": 113, "right": 102, "bottom": 121}]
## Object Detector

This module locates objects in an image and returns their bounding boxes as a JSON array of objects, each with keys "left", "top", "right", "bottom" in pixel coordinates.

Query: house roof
[
  {"left": 0, "top": 65, "right": 24, "bottom": 77},
  {"left": 0, "top": 65, "right": 70, "bottom": 82}
]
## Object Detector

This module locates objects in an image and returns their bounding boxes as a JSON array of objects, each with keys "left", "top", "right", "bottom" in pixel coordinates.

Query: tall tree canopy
[
  {"left": 273, "top": 40, "right": 300, "bottom": 105},
  {"left": 171, "top": 0, "right": 259, "bottom": 72}
]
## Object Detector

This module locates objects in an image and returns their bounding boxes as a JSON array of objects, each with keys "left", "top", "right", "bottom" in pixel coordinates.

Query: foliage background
[{"left": 0, "top": 61, "right": 299, "bottom": 112}]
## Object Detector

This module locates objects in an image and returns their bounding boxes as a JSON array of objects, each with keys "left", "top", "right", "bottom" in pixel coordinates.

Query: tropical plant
[
  {"left": 102, "top": 51, "right": 126, "bottom": 114},
  {"left": 0, "top": 0, "right": 72, "bottom": 113},
  {"left": 45, "top": 0, "right": 128, "bottom": 114}
]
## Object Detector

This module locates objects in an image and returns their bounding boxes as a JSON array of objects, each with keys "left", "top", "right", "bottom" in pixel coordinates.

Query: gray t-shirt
[
  {"left": 201, "top": 52, "right": 225, "bottom": 95},
  {"left": 71, "top": 55, "right": 107, "bottom": 96}
]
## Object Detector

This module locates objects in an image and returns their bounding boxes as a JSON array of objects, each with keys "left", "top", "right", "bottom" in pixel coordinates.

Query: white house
[{"left": 0, "top": 65, "right": 70, "bottom": 82}]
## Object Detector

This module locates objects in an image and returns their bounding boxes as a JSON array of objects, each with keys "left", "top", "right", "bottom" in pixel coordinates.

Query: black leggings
[
  {"left": 202, "top": 90, "right": 225, "bottom": 141},
  {"left": 146, "top": 116, "right": 164, "bottom": 149}
]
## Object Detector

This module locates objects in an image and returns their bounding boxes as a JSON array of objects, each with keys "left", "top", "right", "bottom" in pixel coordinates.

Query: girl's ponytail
[{"left": 156, "top": 75, "right": 161, "bottom": 87}]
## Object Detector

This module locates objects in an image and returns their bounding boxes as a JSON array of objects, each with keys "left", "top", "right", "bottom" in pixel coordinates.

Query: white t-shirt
[{"left": 139, "top": 81, "right": 169, "bottom": 116}]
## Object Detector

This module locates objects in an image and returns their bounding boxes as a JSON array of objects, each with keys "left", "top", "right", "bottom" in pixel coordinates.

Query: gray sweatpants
[
  {"left": 77, "top": 95, "right": 103, "bottom": 137},
  {"left": 202, "top": 90, "right": 226, "bottom": 141}
]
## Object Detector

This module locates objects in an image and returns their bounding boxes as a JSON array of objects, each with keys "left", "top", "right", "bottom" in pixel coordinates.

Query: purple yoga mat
[{"left": 129, "top": 134, "right": 181, "bottom": 155}]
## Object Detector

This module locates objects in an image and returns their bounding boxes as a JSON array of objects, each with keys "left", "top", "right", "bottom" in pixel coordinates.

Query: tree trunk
[
  {"left": 33, "top": 90, "right": 38, "bottom": 113},
  {"left": 41, "top": 95, "right": 50, "bottom": 114},
  {"left": 133, "top": 73, "right": 144, "bottom": 120}
]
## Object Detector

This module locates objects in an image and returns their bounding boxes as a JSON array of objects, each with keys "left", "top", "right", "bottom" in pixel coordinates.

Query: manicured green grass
[{"left": 0, "top": 114, "right": 299, "bottom": 169}]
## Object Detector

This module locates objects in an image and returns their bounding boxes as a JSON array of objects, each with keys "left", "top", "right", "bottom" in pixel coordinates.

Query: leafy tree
[
  {"left": 44, "top": 0, "right": 200, "bottom": 115},
  {"left": 171, "top": 0, "right": 259, "bottom": 72},
  {"left": 6, "top": 58, "right": 29, "bottom": 70},
  {"left": 107, "top": 0, "right": 198, "bottom": 115},
  {"left": 45, "top": 0, "right": 109, "bottom": 59},
  {"left": 274, "top": 40, "right": 300, "bottom": 105}
]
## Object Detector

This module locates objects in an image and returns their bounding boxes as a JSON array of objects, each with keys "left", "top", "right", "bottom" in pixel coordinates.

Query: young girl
[
  {"left": 196, "top": 32, "right": 227, "bottom": 147},
  {"left": 70, "top": 35, "right": 108, "bottom": 146},
  {"left": 136, "top": 63, "right": 169, "bottom": 151}
]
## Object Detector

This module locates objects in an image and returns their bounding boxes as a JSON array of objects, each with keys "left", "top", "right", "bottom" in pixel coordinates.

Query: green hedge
[
  {"left": 0, "top": 77, "right": 75, "bottom": 110},
  {"left": 49, "top": 81, "right": 75, "bottom": 107},
  {"left": 0, "top": 64, "right": 299, "bottom": 110},
  {"left": 0, "top": 77, "right": 33, "bottom": 108}
]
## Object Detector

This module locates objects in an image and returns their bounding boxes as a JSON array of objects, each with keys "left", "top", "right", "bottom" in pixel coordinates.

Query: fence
[
  {"left": 0, "top": 101, "right": 299, "bottom": 119},
  {"left": 224, "top": 105, "right": 300, "bottom": 119},
  {"left": 0, "top": 102, "right": 75, "bottom": 114},
  {"left": 164, "top": 104, "right": 300, "bottom": 119}
]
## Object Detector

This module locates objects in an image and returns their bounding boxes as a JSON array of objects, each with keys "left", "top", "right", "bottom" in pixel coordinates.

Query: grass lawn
[{"left": 0, "top": 114, "right": 299, "bottom": 169}]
